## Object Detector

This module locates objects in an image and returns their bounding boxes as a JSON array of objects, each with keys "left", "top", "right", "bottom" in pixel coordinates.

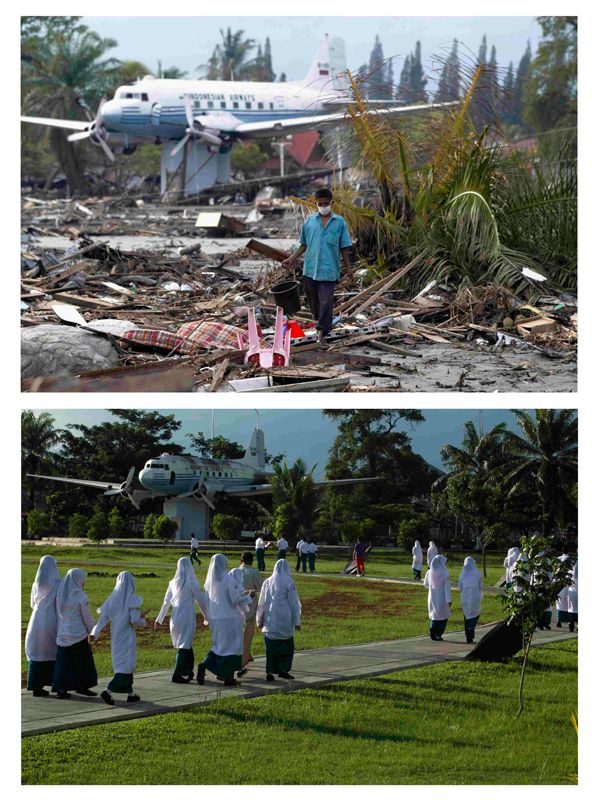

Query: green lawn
[
  {"left": 21, "top": 547, "right": 506, "bottom": 679},
  {"left": 22, "top": 544, "right": 507, "bottom": 584},
  {"left": 21, "top": 640, "right": 577, "bottom": 785}
]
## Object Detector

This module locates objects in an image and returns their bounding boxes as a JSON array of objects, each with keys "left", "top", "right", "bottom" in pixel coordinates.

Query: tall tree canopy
[
  {"left": 523, "top": 16, "right": 577, "bottom": 133},
  {"left": 21, "top": 17, "right": 122, "bottom": 193}
]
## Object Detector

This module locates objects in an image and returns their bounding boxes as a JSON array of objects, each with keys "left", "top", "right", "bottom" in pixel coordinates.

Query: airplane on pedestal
[
  {"left": 21, "top": 35, "right": 455, "bottom": 194},
  {"left": 28, "top": 426, "right": 382, "bottom": 511}
]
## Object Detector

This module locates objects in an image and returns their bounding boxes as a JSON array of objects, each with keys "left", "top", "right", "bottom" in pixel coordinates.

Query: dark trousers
[
  {"left": 308, "top": 553, "right": 316, "bottom": 572},
  {"left": 464, "top": 615, "right": 480, "bottom": 643},
  {"left": 301, "top": 553, "right": 308, "bottom": 573},
  {"left": 190, "top": 549, "right": 201, "bottom": 565},
  {"left": 303, "top": 276, "right": 336, "bottom": 338},
  {"left": 413, "top": 568, "right": 422, "bottom": 580},
  {"left": 278, "top": 549, "right": 287, "bottom": 559},
  {"left": 430, "top": 619, "right": 448, "bottom": 640},
  {"left": 256, "top": 548, "right": 266, "bottom": 571},
  {"left": 296, "top": 553, "right": 302, "bottom": 572}
]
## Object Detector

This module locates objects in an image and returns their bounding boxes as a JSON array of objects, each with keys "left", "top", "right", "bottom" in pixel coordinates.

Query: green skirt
[
  {"left": 52, "top": 639, "right": 98, "bottom": 692},
  {"left": 27, "top": 660, "right": 55, "bottom": 691},
  {"left": 204, "top": 651, "right": 242, "bottom": 681},
  {"left": 107, "top": 672, "right": 134, "bottom": 694},
  {"left": 174, "top": 648, "right": 194, "bottom": 679},
  {"left": 264, "top": 636, "right": 294, "bottom": 675}
]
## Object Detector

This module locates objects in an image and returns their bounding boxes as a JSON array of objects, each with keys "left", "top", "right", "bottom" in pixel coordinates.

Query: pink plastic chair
[{"left": 239, "top": 306, "right": 291, "bottom": 367}]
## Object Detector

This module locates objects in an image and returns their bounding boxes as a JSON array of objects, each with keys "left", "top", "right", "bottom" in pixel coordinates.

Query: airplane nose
[
  {"left": 100, "top": 99, "right": 120, "bottom": 126},
  {"left": 138, "top": 468, "right": 150, "bottom": 488}
]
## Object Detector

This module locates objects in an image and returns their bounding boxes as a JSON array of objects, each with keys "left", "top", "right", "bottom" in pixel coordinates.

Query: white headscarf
[
  {"left": 412, "top": 541, "right": 422, "bottom": 557},
  {"left": 97, "top": 571, "right": 142, "bottom": 618},
  {"left": 428, "top": 554, "right": 449, "bottom": 589},
  {"left": 56, "top": 568, "right": 88, "bottom": 615},
  {"left": 459, "top": 556, "right": 481, "bottom": 587},
  {"left": 269, "top": 559, "right": 298, "bottom": 601},
  {"left": 31, "top": 555, "right": 61, "bottom": 607},
  {"left": 171, "top": 557, "right": 200, "bottom": 605},
  {"left": 204, "top": 553, "right": 231, "bottom": 606},
  {"left": 229, "top": 567, "right": 245, "bottom": 591}
]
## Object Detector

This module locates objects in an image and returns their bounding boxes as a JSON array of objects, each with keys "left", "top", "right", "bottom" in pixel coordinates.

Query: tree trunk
[
  {"left": 50, "top": 128, "right": 87, "bottom": 196},
  {"left": 482, "top": 540, "right": 487, "bottom": 577},
  {"left": 516, "top": 630, "right": 534, "bottom": 718}
]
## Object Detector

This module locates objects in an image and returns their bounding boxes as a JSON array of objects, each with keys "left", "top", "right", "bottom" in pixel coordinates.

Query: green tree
[
  {"left": 523, "top": 17, "right": 577, "bottom": 133},
  {"left": 67, "top": 512, "right": 89, "bottom": 538},
  {"left": 108, "top": 507, "right": 125, "bottom": 538},
  {"left": 397, "top": 512, "right": 430, "bottom": 549},
  {"left": 435, "top": 420, "right": 509, "bottom": 575},
  {"left": 27, "top": 509, "right": 51, "bottom": 539},
  {"left": 365, "top": 35, "right": 392, "bottom": 100},
  {"left": 200, "top": 28, "right": 258, "bottom": 81},
  {"left": 231, "top": 142, "right": 268, "bottom": 175},
  {"left": 21, "top": 411, "right": 61, "bottom": 510},
  {"left": 143, "top": 513, "right": 157, "bottom": 540},
  {"left": 38, "top": 410, "right": 183, "bottom": 533},
  {"left": 212, "top": 513, "right": 243, "bottom": 540},
  {"left": 87, "top": 510, "right": 109, "bottom": 547},
  {"left": 270, "top": 459, "right": 318, "bottom": 541},
  {"left": 116, "top": 60, "right": 152, "bottom": 84},
  {"left": 21, "top": 18, "right": 122, "bottom": 193},
  {"left": 499, "top": 409, "right": 578, "bottom": 535},
  {"left": 501, "top": 534, "right": 573, "bottom": 715},
  {"left": 153, "top": 515, "right": 178, "bottom": 545},
  {"left": 156, "top": 61, "right": 187, "bottom": 79},
  {"left": 435, "top": 39, "right": 461, "bottom": 103}
]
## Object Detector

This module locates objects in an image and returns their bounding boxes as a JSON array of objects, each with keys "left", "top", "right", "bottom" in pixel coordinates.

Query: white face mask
[{"left": 317, "top": 204, "right": 331, "bottom": 215}]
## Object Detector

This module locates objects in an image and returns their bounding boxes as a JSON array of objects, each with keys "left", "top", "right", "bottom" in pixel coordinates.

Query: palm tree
[
  {"left": 499, "top": 409, "right": 578, "bottom": 535},
  {"left": 269, "top": 459, "right": 319, "bottom": 541},
  {"left": 199, "top": 28, "right": 257, "bottom": 81},
  {"left": 21, "top": 411, "right": 61, "bottom": 510},
  {"left": 21, "top": 21, "right": 122, "bottom": 193},
  {"left": 435, "top": 420, "right": 508, "bottom": 575}
]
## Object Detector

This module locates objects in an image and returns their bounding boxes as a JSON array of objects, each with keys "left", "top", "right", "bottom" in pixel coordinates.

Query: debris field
[{"left": 21, "top": 196, "right": 577, "bottom": 393}]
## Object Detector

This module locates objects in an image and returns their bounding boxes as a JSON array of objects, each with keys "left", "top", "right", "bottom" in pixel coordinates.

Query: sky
[
  {"left": 82, "top": 16, "right": 541, "bottom": 85},
  {"left": 40, "top": 408, "right": 532, "bottom": 476}
]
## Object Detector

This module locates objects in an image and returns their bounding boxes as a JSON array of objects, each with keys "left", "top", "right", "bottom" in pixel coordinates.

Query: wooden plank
[
  {"left": 246, "top": 239, "right": 290, "bottom": 262},
  {"left": 350, "top": 254, "right": 424, "bottom": 317},
  {"left": 208, "top": 357, "right": 230, "bottom": 392}
]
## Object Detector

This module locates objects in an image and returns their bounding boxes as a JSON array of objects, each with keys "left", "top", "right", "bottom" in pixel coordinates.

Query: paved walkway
[{"left": 21, "top": 623, "right": 575, "bottom": 738}]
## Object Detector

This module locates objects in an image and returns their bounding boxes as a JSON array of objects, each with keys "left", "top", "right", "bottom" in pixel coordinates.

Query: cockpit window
[{"left": 141, "top": 93, "right": 148, "bottom": 101}]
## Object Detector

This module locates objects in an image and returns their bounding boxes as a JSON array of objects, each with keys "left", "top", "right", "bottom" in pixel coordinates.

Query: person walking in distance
[
  {"left": 255, "top": 534, "right": 271, "bottom": 572},
  {"left": 307, "top": 539, "right": 318, "bottom": 572},
  {"left": 299, "top": 537, "right": 310, "bottom": 573},
  {"left": 281, "top": 187, "right": 353, "bottom": 347},
  {"left": 295, "top": 537, "right": 304, "bottom": 573},
  {"left": 189, "top": 534, "right": 201, "bottom": 566},
  {"left": 276, "top": 535, "right": 289, "bottom": 560},
  {"left": 353, "top": 538, "right": 368, "bottom": 577}
]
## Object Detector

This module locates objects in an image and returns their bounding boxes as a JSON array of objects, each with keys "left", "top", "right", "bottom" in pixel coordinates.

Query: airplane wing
[
  {"left": 234, "top": 101, "right": 457, "bottom": 139},
  {"left": 21, "top": 116, "right": 91, "bottom": 132},
  {"left": 223, "top": 476, "right": 383, "bottom": 498},
  {"left": 27, "top": 473, "right": 124, "bottom": 491}
]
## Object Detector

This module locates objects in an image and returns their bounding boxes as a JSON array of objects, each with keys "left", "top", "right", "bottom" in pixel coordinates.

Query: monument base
[
  {"left": 160, "top": 141, "right": 232, "bottom": 200},
  {"left": 162, "top": 497, "right": 210, "bottom": 540}
]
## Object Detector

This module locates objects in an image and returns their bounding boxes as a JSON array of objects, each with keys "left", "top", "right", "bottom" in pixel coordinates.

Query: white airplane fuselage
[
  {"left": 138, "top": 453, "right": 271, "bottom": 497},
  {"left": 101, "top": 76, "right": 340, "bottom": 145}
]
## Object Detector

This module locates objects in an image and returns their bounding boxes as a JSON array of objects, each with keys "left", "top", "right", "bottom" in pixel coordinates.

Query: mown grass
[
  {"left": 21, "top": 641, "right": 577, "bottom": 785},
  {"left": 21, "top": 548, "right": 506, "bottom": 679}
]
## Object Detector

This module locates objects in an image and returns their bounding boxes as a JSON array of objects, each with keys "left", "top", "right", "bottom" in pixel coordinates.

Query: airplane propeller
[
  {"left": 170, "top": 94, "right": 223, "bottom": 156},
  {"left": 177, "top": 477, "right": 216, "bottom": 510},
  {"left": 103, "top": 467, "right": 140, "bottom": 507},
  {"left": 67, "top": 98, "right": 115, "bottom": 162}
]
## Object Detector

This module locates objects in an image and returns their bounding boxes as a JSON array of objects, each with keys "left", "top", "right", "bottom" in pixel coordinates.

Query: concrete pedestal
[
  {"left": 160, "top": 141, "right": 231, "bottom": 200},
  {"left": 162, "top": 497, "right": 210, "bottom": 540}
]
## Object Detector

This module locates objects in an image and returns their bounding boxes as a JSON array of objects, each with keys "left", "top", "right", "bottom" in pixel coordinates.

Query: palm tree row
[{"left": 434, "top": 409, "right": 577, "bottom": 574}]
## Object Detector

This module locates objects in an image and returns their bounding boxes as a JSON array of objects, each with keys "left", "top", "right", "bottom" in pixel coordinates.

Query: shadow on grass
[{"left": 206, "top": 703, "right": 494, "bottom": 750}]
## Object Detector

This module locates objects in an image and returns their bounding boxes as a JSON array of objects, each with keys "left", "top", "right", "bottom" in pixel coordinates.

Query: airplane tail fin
[
  {"left": 303, "top": 35, "right": 349, "bottom": 93},
  {"left": 238, "top": 428, "right": 266, "bottom": 471}
]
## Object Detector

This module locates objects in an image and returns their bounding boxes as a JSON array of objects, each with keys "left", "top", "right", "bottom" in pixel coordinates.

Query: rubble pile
[{"left": 20, "top": 198, "right": 577, "bottom": 393}]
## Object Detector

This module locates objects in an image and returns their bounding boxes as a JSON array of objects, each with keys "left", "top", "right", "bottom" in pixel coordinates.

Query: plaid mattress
[
  {"left": 176, "top": 320, "right": 248, "bottom": 351},
  {"left": 121, "top": 328, "right": 188, "bottom": 354}
]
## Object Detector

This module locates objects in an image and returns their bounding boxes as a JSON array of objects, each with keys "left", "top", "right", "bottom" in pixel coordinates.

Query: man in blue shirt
[{"left": 282, "top": 187, "right": 352, "bottom": 345}]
